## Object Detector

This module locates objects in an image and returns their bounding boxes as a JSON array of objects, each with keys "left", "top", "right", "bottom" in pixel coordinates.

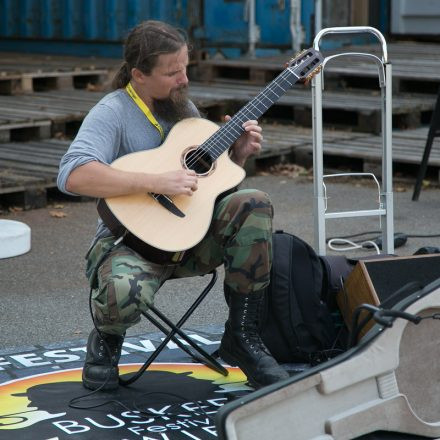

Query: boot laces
[
  {"left": 240, "top": 300, "right": 269, "bottom": 355},
  {"left": 99, "top": 335, "right": 122, "bottom": 362}
]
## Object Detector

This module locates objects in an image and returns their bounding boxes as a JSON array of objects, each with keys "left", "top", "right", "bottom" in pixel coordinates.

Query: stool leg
[
  {"left": 145, "top": 306, "right": 228, "bottom": 376},
  {"left": 142, "top": 309, "right": 206, "bottom": 361},
  {"left": 119, "top": 271, "right": 228, "bottom": 386}
]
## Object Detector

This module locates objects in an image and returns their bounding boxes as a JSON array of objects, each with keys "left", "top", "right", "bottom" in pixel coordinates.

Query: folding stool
[{"left": 120, "top": 269, "right": 228, "bottom": 386}]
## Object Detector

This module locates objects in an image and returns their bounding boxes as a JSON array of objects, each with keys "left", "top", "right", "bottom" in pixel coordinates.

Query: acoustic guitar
[{"left": 98, "top": 48, "right": 323, "bottom": 263}]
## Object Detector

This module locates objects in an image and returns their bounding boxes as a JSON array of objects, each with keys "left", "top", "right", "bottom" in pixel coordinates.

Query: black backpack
[{"left": 259, "top": 230, "right": 353, "bottom": 364}]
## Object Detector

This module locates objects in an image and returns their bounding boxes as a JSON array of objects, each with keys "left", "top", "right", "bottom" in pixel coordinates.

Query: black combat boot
[
  {"left": 219, "top": 290, "right": 289, "bottom": 388},
  {"left": 82, "top": 328, "right": 124, "bottom": 391}
]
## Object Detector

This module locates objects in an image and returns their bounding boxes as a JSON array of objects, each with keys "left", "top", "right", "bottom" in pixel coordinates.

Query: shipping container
[
  {"left": 0, "top": 0, "right": 391, "bottom": 58},
  {"left": 391, "top": 0, "right": 440, "bottom": 36},
  {"left": 0, "top": 0, "right": 192, "bottom": 57}
]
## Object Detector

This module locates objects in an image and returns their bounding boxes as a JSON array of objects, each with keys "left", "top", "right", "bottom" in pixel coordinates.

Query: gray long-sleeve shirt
[{"left": 57, "top": 88, "right": 199, "bottom": 244}]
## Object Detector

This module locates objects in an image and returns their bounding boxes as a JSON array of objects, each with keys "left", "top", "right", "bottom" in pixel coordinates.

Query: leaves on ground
[{"left": 49, "top": 210, "right": 67, "bottom": 218}]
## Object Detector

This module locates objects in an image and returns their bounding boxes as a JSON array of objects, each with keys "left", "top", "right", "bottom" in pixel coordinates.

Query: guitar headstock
[{"left": 286, "top": 48, "right": 324, "bottom": 84}]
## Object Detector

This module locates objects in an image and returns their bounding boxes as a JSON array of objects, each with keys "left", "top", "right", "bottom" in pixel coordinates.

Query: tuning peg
[
  {"left": 295, "top": 49, "right": 308, "bottom": 59},
  {"left": 304, "top": 65, "right": 322, "bottom": 85},
  {"left": 287, "top": 49, "right": 308, "bottom": 66}
]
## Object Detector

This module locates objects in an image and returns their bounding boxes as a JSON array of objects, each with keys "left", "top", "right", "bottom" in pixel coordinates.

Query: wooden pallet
[
  {"left": 189, "top": 81, "right": 436, "bottom": 133},
  {"left": 195, "top": 42, "right": 440, "bottom": 94},
  {"left": 0, "top": 119, "right": 51, "bottom": 142},
  {"left": 294, "top": 126, "right": 440, "bottom": 174},
  {"left": 0, "top": 52, "right": 120, "bottom": 94},
  {"left": 258, "top": 125, "right": 440, "bottom": 169},
  {"left": 0, "top": 80, "right": 433, "bottom": 143},
  {"left": 259, "top": 124, "right": 363, "bottom": 157},
  {"left": 0, "top": 125, "right": 437, "bottom": 208},
  {"left": 0, "top": 139, "right": 70, "bottom": 208},
  {"left": 0, "top": 125, "right": 362, "bottom": 207},
  {"left": 246, "top": 124, "right": 367, "bottom": 173},
  {"left": 317, "top": 57, "right": 440, "bottom": 94},
  {"left": 0, "top": 89, "right": 106, "bottom": 139}
]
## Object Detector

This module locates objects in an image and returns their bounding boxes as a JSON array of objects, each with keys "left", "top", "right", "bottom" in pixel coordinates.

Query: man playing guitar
[{"left": 57, "top": 20, "right": 289, "bottom": 391}]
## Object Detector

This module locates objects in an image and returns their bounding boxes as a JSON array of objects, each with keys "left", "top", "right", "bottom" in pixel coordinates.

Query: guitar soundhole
[{"left": 182, "top": 146, "right": 215, "bottom": 176}]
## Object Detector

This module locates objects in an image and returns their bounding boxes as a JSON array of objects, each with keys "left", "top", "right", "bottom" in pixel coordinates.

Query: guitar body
[{"left": 102, "top": 117, "right": 246, "bottom": 252}]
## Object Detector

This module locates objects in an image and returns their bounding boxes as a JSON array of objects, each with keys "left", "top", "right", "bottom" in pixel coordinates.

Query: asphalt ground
[{"left": 1, "top": 174, "right": 440, "bottom": 349}]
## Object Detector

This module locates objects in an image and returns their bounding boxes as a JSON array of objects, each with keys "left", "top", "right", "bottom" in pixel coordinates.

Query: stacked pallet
[
  {"left": 1, "top": 42, "right": 440, "bottom": 208},
  {"left": 193, "top": 41, "right": 440, "bottom": 174},
  {"left": 0, "top": 54, "right": 119, "bottom": 208}
]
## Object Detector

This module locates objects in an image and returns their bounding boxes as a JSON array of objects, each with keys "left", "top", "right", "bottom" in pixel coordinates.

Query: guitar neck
[{"left": 201, "top": 67, "right": 301, "bottom": 160}]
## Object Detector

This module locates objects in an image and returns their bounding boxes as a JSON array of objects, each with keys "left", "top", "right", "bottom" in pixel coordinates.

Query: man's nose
[{"left": 178, "top": 70, "right": 189, "bottom": 85}]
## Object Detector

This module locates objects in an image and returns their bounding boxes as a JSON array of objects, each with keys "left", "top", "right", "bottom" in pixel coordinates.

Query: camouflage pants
[{"left": 86, "top": 189, "right": 273, "bottom": 335}]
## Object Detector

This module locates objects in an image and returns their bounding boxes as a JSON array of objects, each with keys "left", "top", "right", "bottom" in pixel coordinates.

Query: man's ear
[{"left": 131, "top": 67, "right": 146, "bottom": 84}]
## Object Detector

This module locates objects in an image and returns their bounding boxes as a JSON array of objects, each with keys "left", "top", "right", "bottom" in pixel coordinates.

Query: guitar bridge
[{"left": 149, "top": 193, "right": 185, "bottom": 218}]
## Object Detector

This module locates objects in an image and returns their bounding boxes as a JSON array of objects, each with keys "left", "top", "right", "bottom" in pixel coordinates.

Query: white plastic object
[{"left": 0, "top": 219, "right": 31, "bottom": 258}]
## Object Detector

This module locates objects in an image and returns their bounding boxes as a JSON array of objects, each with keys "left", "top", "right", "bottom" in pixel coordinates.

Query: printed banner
[{"left": 0, "top": 325, "right": 251, "bottom": 440}]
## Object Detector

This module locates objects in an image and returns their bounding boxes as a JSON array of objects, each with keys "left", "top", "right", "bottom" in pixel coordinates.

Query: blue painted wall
[
  {"left": 0, "top": 0, "right": 390, "bottom": 58},
  {"left": 0, "top": 0, "right": 190, "bottom": 56},
  {"left": 198, "top": 0, "right": 315, "bottom": 57}
]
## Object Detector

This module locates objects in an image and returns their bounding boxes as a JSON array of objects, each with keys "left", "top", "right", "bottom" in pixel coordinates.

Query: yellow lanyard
[{"left": 125, "top": 82, "right": 164, "bottom": 141}]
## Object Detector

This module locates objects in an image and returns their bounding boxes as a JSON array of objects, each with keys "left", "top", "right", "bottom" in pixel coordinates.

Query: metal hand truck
[{"left": 311, "top": 26, "right": 394, "bottom": 255}]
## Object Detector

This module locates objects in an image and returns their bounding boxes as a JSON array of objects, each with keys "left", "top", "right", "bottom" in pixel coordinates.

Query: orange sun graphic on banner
[{"left": 0, "top": 363, "right": 247, "bottom": 433}]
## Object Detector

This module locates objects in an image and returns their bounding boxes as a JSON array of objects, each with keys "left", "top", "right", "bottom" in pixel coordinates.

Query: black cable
[
  {"left": 68, "top": 235, "right": 188, "bottom": 410},
  {"left": 68, "top": 240, "right": 225, "bottom": 412},
  {"left": 373, "top": 309, "right": 422, "bottom": 327},
  {"left": 419, "top": 312, "right": 440, "bottom": 321},
  {"left": 132, "top": 391, "right": 221, "bottom": 422},
  {"left": 347, "top": 301, "right": 435, "bottom": 349},
  {"left": 69, "top": 236, "right": 125, "bottom": 410},
  {"left": 347, "top": 304, "right": 380, "bottom": 349}
]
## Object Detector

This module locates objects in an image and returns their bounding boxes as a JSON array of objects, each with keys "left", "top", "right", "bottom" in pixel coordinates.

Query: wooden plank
[
  {"left": 0, "top": 52, "right": 120, "bottom": 94},
  {"left": 0, "top": 135, "right": 70, "bottom": 207},
  {"left": 0, "top": 84, "right": 432, "bottom": 138},
  {"left": 0, "top": 150, "right": 62, "bottom": 166},
  {"left": 0, "top": 71, "right": 111, "bottom": 94},
  {"left": 0, "top": 142, "right": 69, "bottom": 156},
  {"left": 0, "top": 120, "right": 51, "bottom": 130},
  {"left": 0, "top": 125, "right": 439, "bottom": 204},
  {"left": 189, "top": 82, "right": 436, "bottom": 113},
  {"left": 259, "top": 124, "right": 364, "bottom": 151},
  {"left": 0, "top": 158, "right": 60, "bottom": 174},
  {"left": 0, "top": 53, "right": 119, "bottom": 70},
  {"left": 0, "top": 90, "right": 104, "bottom": 132},
  {"left": 196, "top": 42, "right": 440, "bottom": 89},
  {"left": 293, "top": 127, "right": 440, "bottom": 166},
  {"left": 189, "top": 81, "right": 434, "bottom": 133},
  {"left": 0, "top": 139, "right": 68, "bottom": 157},
  {"left": 0, "top": 169, "right": 46, "bottom": 193}
]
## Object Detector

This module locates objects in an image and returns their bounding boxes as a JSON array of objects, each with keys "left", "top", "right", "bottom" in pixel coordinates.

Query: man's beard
[{"left": 153, "top": 85, "right": 194, "bottom": 122}]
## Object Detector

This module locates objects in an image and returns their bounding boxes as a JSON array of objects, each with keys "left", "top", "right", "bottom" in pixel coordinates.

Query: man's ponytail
[{"left": 112, "top": 62, "right": 131, "bottom": 90}]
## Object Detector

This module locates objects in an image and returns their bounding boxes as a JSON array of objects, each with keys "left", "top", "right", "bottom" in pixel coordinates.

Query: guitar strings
[
  {"left": 182, "top": 52, "right": 317, "bottom": 172},
  {"left": 190, "top": 68, "right": 295, "bottom": 163},
  {"left": 193, "top": 51, "right": 318, "bottom": 164},
  {"left": 183, "top": 66, "right": 300, "bottom": 171},
  {"left": 183, "top": 51, "right": 318, "bottom": 170}
]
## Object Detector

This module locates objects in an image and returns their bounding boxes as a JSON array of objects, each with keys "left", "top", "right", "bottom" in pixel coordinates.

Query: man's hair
[{"left": 112, "top": 20, "right": 188, "bottom": 89}]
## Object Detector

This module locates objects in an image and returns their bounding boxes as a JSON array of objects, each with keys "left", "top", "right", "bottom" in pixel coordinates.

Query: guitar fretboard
[{"left": 200, "top": 67, "right": 300, "bottom": 161}]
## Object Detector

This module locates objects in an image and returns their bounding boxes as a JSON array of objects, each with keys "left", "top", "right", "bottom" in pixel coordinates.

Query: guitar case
[{"left": 216, "top": 275, "right": 440, "bottom": 440}]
